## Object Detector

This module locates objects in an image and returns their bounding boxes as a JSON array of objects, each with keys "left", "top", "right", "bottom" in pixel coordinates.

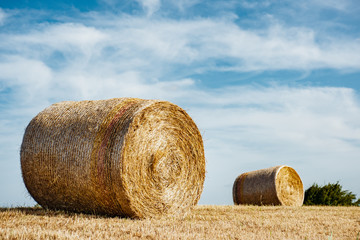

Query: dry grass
[{"left": 1, "top": 205, "right": 359, "bottom": 239}]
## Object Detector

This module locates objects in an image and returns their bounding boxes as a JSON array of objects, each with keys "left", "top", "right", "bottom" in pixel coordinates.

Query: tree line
[{"left": 304, "top": 182, "right": 360, "bottom": 206}]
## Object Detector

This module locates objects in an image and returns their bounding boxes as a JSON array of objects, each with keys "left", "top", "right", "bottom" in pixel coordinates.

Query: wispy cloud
[
  {"left": 309, "top": 0, "right": 351, "bottom": 11},
  {"left": 240, "top": 0, "right": 354, "bottom": 11},
  {"left": 193, "top": 86, "right": 360, "bottom": 203},
  {"left": 2, "top": 14, "right": 359, "bottom": 83},
  {"left": 167, "top": 0, "right": 201, "bottom": 12},
  {"left": 135, "top": 0, "right": 161, "bottom": 16},
  {"left": 0, "top": 8, "right": 6, "bottom": 25}
]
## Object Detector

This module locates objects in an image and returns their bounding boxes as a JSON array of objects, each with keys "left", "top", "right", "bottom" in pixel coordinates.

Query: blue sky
[{"left": 1, "top": 0, "right": 360, "bottom": 206}]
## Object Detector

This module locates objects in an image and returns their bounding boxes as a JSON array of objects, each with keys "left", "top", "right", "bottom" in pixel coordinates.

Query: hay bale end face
[
  {"left": 21, "top": 98, "right": 206, "bottom": 218},
  {"left": 233, "top": 165, "right": 304, "bottom": 206}
]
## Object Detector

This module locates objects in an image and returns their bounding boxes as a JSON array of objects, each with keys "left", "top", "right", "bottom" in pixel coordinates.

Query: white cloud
[
  {"left": 0, "top": 56, "right": 53, "bottom": 105},
  {"left": 312, "top": 0, "right": 350, "bottom": 11},
  {"left": 5, "top": 23, "right": 107, "bottom": 60},
  {"left": 193, "top": 86, "right": 360, "bottom": 204},
  {"left": 135, "top": 0, "right": 161, "bottom": 16},
  {"left": 0, "top": 8, "right": 6, "bottom": 25},
  {"left": 169, "top": 0, "right": 201, "bottom": 12},
  {"left": 240, "top": 0, "right": 271, "bottom": 9},
  {"left": 1, "top": 15, "right": 359, "bottom": 81},
  {"left": 103, "top": 17, "right": 358, "bottom": 73},
  {"left": 194, "top": 86, "right": 360, "bottom": 149},
  {"left": 240, "top": 0, "right": 352, "bottom": 12},
  {"left": 100, "top": 17, "right": 360, "bottom": 71}
]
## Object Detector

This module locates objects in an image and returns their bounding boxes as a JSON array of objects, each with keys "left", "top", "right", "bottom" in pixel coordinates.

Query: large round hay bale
[
  {"left": 232, "top": 165, "right": 304, "bottom": 206},
  {"left": 21, "top": 98, "right": 205, "bottom": 218}
]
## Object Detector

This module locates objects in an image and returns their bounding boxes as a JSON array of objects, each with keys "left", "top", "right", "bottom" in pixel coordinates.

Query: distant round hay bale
[
  {"left": 233, "top": 165, "right": 304, "bottom": 206},
  {"left": 21, "top": 98, "right": 205, "bottom": 218}
]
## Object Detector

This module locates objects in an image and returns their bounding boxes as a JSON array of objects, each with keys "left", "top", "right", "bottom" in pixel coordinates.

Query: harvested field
[{"left": 1, "top": 205, "right": 359, "bottom": 239}]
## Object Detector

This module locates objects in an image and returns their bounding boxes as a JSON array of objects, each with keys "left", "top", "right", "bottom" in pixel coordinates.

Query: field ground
[{"left": 0, "top": 205, "right": 359, "bottom": 239}]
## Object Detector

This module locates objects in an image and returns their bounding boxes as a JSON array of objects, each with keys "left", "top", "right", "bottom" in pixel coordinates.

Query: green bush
[{"left": 304, "top": 182, "right": 360, "bottom": 206}]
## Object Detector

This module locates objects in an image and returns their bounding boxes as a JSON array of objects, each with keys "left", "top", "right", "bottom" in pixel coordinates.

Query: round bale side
[
  {"left": 21, "top": 98, "right": 205, "bottom": 218},
  {"left": 233, "top": 165, "right": 304, "bottom": 206}
]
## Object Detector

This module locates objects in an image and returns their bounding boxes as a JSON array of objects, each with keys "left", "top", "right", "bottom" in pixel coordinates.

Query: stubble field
[{"left": 0, "top": 205, "right": 359, "bottom": 239}]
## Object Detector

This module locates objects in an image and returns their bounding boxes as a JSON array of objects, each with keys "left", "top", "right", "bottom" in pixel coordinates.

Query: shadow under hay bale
[
  {"left": 21, "top": 98, "right": 205, "bottom": 218},
  {"left": 233, "top": 165, "right": 304, "bottom": 206}
]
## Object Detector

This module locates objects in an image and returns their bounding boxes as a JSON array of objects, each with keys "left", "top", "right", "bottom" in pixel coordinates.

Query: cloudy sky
[{"left": 1, "top": 0, "right": 360, "bottom": 207}]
